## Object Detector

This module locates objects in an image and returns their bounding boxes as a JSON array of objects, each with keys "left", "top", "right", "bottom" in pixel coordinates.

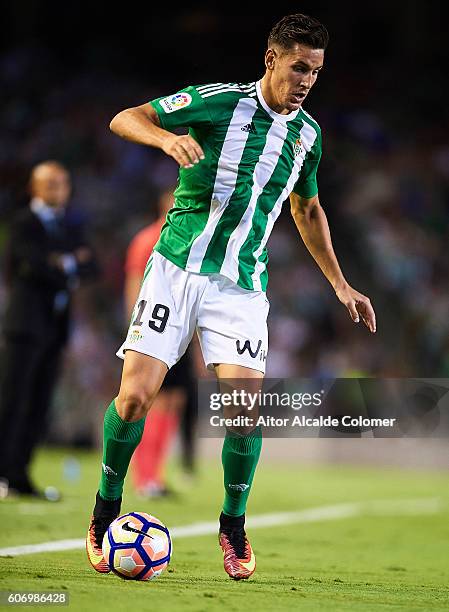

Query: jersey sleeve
[
  {"left": 292, "top": 128, "right": 322, "bottom": 199},
  {"left": 149, "top": 85, "right": 213, "bottom": 130}
]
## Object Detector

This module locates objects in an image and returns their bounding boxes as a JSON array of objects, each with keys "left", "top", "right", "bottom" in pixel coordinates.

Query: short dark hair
[{"left": 268, "top": 13, "right": 329, "bottom": 51}]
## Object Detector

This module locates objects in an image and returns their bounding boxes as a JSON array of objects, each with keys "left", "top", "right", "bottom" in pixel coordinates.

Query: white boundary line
[{"left": 0, "top": 498, "right": 442, "bottom": 557}]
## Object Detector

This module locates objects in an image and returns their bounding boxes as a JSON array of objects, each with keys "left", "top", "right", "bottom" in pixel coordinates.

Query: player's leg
[
  {"left": 215, "top": 363, "right": 263, "bottom": 516},
  {"left": 87, "top": 252, "right": 200, "bottom": 573},
  {"left": 215, "top": 364, "right": 263, "bottom": 580},
  {"left": 100, "top": 350, "right": 169, "bottom": 497},
  {"left": 197, "top": 274, "right": 269, "bottom": 579},
  {"left": 132, "top": 385, "right": 185, "bottom": 497},
  {"left": 86, "top": 350, "right": 168, "bottom": 572}
]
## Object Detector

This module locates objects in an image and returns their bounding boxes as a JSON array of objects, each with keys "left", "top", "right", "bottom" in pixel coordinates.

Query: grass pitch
[{"left": 1, "top": 447, "right": 449, "bottom": 611}]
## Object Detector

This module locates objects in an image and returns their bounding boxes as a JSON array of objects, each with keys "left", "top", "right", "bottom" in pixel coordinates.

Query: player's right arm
[{"left": 110, "top": 103, "right": 204, "bottom": 168}]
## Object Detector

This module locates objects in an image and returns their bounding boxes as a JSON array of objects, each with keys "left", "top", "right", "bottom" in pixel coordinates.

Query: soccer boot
[
  {"left": 218, "top": 512, "right": 256, "bottom": 580},
  {"left": 86, "top": 492, "right": 122, "bottom": 573}
]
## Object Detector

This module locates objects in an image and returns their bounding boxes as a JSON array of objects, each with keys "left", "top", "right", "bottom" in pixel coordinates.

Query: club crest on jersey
[
  {"left": 293, "top": 138, "right": 304, "bottom": 158},
  {"left": 160, "top": 92, "right": 192, "bottom": 113}
]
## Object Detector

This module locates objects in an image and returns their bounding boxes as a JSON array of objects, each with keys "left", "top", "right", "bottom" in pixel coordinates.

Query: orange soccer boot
[
  {"left": 218, "top": 512, "right": 256, "bottom": 580},
  {"left": 86, "top": 492, "right": 121, "bottom": 573}
]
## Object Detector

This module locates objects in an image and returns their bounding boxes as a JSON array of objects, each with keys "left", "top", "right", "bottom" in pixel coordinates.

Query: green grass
[{"left": 1, "top": 448, "right": 449, "bottom": 611}]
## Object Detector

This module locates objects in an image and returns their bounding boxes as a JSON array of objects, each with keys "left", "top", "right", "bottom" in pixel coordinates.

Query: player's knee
[{"left": 116, "top": 386, "right": 158, "bottom": 421}]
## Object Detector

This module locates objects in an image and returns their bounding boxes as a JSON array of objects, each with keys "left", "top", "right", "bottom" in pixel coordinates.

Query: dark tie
[{"left": 45, "top": 216, "right": 63, "bottom": 239}]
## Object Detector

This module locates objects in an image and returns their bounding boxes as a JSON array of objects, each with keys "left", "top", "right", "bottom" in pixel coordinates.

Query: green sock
[
  {"left": 99, "top": 400, "right": 145, "bottom": 501},
  {"left": 222, "top": 426, "right": 262, "bottom": 517}
]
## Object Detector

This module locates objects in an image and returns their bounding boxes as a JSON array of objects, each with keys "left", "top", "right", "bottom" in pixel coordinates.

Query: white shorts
[{"left": 117, "top": 252, "right": 269, "bottom": 374}]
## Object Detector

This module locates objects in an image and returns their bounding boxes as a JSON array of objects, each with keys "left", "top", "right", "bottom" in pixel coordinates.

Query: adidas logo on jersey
[{"left": 241, "top": 122, "right": 257, "bottom": 134}]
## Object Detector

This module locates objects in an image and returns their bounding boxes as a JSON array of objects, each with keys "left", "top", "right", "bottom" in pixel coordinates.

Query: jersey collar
[{"left": 255, "top": 80, "right": 300, "bottom": 123}]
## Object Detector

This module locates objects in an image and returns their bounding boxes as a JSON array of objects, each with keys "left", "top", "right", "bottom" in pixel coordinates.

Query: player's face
[{"left": 265, "top": 44, "right": 324, "bottom": 113}]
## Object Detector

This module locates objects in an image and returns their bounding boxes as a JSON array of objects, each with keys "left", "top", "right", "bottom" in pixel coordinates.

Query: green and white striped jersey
[{"left": 150, "top": 80, "right": 322, "bottom": 292}]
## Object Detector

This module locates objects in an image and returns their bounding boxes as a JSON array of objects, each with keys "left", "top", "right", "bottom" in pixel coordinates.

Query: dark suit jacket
[{"left": 2, "top": 207, "right": 96, "bottom": 344}]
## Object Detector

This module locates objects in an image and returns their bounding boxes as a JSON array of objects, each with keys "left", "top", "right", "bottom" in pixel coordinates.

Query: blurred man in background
[
  {"left": 0, "top": 161, "right": 96, "bottom": 499},
  {"left": 124, "top": 187, "right": 197, "bottom": 497}
]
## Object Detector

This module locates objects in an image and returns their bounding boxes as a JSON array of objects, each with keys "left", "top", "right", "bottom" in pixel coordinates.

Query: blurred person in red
[{"left": 124, "top": 187, "right": 197, "bottom": 497}]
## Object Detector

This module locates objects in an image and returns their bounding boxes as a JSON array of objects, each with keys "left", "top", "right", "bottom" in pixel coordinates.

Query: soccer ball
[{"left": 102, "top": 512, "right": 172, "bottom": 580}]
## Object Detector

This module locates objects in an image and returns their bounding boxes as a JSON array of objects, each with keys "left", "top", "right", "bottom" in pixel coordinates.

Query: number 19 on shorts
[{"left": 133, "top": 300, "right": 170, "bottom": 334}]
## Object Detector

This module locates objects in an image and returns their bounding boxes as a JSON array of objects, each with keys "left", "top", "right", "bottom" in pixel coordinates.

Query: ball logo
[{"left": 160, "top": 92, "right": 192, "bottom": 114}]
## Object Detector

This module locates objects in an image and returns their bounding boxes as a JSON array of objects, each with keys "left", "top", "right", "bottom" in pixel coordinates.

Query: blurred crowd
[{"left": 1, "top": 7, "right": 448, "bottom": 446}]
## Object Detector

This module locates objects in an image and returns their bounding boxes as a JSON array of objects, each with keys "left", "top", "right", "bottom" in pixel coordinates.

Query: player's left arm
[{"left": 290, "top": 192, "right": 376, "bottom": 333}]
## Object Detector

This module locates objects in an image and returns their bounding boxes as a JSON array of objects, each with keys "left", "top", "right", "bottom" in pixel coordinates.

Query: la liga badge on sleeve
[{"left": 160, "top": 93, "right": 192, "bottom": 113}]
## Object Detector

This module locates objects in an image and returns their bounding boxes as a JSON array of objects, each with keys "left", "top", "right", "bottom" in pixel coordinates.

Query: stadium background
[
  {"left": 1, "top": 4, "right": 449, "bottom": 610},
  {"left": 0, "top": 2, "right": 448, "bottom": 450}
]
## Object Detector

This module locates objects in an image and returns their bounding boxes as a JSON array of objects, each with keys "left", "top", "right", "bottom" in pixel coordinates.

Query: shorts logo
[
  {"left": 293, "top": 137, "right": 304, "bottom": 158},
  {"left": 160, "top": 92, "right": 192, "bottom": 113},
  {"left": 236, "top": 339, "right": 266, "bottom": 361},
  {"left": 128, "top": 329, "right": 144, "bottom": 343}
]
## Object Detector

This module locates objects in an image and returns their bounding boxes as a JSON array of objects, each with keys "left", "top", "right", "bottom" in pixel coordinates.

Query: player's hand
[
  {"left": 162, "top": 134, "right": 205, "bottom": 168},
  {"left": 334, "top": 282, "right": 376, "bottom": 333}
]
